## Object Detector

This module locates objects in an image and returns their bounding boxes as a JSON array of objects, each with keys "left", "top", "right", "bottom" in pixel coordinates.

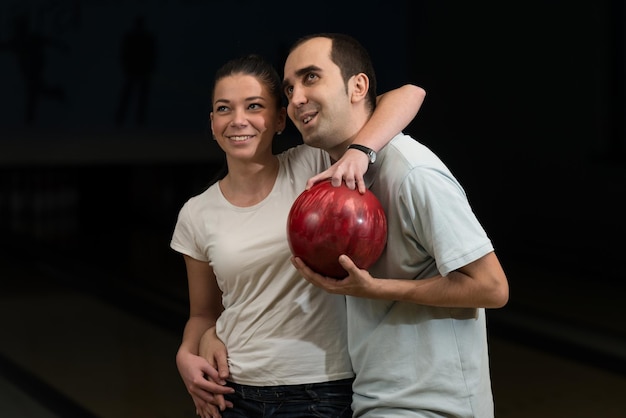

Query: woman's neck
[{"left": 219, "top": 156, "right": 279, "bottom": 207}]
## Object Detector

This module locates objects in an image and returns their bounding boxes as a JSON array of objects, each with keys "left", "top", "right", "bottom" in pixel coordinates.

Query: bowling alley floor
[{"left": 1, "top": 240, "right": 625, "bottom": 417}]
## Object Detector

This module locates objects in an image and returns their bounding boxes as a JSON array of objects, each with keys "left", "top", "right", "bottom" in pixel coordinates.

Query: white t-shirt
[
  {"left": 350, "top": 134, "right": 495, "bottom": 417},
  {"left": 171, "top": 144, "right": 354, "bottom": 386}
]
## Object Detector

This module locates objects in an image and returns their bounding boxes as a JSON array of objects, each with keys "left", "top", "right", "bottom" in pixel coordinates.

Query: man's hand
[
  {"left": 305, "top": 148, "right": 369, "bottom": 193},
  {"left": 195, "top": 327, "right": 233, "bottom": 415},
  {"left": 199, "top": 327, "right": 230, "bottom": 384},
  {"left": 175, "top": 349, "right": 234, "bottom": 418},
  {"left": 291, "top": 254, "right": 377, "bottom": 298}
]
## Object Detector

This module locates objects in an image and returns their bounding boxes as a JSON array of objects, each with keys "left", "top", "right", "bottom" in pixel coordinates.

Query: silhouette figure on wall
[
  {"left": 115, "top": 16, "right": 156, "bottom": 127},
  {"left": 0, "top": 15, "right": 67, "bottom": 125}
]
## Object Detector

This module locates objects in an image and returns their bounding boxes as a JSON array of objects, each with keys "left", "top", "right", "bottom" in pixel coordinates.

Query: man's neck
[{"left": 327, "top": 113, "right": 371, "bottom": 161}]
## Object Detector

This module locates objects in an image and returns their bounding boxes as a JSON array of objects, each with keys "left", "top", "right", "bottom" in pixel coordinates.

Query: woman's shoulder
[
  {"left": 277, "top": 143, "right": 328, "bottom": 167},
  {"left": 181, "top": 182, "right": 220, "bottom": 211}
]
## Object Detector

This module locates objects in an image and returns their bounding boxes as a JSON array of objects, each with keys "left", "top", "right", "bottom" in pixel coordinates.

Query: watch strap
[{"left": 347, "top": 144, "right": 376, "bottom": 163}]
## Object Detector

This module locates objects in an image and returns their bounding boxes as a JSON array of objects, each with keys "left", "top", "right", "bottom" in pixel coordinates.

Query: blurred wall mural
[{"left": 0, "top": 0, "right": 410, "bottom": 144}]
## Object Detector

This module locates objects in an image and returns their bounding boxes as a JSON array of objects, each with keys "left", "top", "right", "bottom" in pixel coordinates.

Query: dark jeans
[{"left": 221, "top": 378, "right": 354, "bottom": 418}]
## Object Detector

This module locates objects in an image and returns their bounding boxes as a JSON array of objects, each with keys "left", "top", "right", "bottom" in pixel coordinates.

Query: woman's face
[{"left": 210, "top": 74, "right": 286, "bottom": 162}]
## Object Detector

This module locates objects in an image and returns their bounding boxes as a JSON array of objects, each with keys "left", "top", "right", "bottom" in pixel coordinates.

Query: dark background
[{"left": 1, "top": 0, "right": 625, "bottom": 415}]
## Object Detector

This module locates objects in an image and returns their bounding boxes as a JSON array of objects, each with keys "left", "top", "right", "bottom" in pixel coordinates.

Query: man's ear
[{"left": 349, "top": 73, "right": 369, "bottom": 104}]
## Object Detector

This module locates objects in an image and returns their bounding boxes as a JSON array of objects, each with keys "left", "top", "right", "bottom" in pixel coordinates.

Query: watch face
[{"left": 369, "top": 151, "right": 376, "bottom": 163}]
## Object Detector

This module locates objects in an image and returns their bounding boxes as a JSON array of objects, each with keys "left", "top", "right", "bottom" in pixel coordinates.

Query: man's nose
[{"left": 290, "top": 84, "right": 307, "bottom": 106}]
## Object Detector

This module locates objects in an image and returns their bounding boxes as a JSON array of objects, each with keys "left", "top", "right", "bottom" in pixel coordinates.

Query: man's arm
[
  {"left": 306, "top": 84, "right": 426, "bottom": 193},
  {"left": 291, "top": 251, "right": 509, "bottom": 309}
]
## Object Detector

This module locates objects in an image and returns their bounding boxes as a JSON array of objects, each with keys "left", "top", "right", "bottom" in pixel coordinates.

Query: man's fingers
[
  {"left": 340, "top": 177, "right": 354, "bottom": 189},
  {"left": 338, "top": 254, "right": 358, "bottom": 272},
  {"left": 216, "top": 360, "right": 230, "bottom": 382}
]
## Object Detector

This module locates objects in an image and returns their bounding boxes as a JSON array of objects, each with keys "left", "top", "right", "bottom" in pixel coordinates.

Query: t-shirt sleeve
[
  {"left": 399, "top": 166, "right": 494, "bottom": 277},
  {"left": 170, "top": 201, "right": 209, "bottom": 262}
]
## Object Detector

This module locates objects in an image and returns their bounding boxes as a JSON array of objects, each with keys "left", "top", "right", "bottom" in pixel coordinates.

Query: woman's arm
[
  {"left": 306, "top": 84, "right": 426, "bottom": 193},
  {"left": 175, "top": 255, "right": 233, "bottom": 418}
]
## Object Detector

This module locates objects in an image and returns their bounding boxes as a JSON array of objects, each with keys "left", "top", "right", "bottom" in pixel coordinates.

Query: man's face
[{"left": 283, "top": 37, "right": 355, "bottom": 153}]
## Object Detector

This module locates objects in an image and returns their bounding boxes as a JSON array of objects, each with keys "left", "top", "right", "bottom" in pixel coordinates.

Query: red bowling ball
[{"left": 287, "top": 179, "right": 387, "bottom": 279}]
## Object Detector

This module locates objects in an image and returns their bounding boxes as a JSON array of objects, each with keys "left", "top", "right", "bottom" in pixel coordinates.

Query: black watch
[{"left": 347, "top": 144, "right": 377, "bottom": 164}]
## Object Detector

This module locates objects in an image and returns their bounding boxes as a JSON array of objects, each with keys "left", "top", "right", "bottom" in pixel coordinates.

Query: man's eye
[{"left": 285, "top": 86, "right": 293, "bottom": 96}]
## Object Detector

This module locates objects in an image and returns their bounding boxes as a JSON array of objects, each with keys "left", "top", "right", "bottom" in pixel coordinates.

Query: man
[{"left": 284, "top": 33, "right": 509, "bottom": 417}]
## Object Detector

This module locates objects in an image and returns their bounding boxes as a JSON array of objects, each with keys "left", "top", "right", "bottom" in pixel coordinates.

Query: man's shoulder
[
  {"left": 389, "top": 132, "right": 424, "bottom": 147},
  {"left": 381, "top": 134, "right": 453, "bottom": 179},
  {"left": 384, "top": 133, "right": 434, "bottom": 161}
]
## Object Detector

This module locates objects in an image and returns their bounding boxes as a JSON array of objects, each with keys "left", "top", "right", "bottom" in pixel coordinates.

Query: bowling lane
[
  {"left": 1, "top": 243, "right": 626, "bottom": 417},
  {"left": 489, "top": 336, "right": 626, "bottom": 418},
  {"left": 0, "top": 373, "right": 61, "bottom": 418},
  {"left": 0, "top": 254, "right": 195, "bottom": 418}
]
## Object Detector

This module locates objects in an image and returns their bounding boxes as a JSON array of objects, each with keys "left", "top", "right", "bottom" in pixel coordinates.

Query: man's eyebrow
[{"left": 282, "top": 65, "right": 323, "bottom": 89}]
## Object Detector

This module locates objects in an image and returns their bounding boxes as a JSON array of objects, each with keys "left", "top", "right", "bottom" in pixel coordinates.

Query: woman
[{"left": 171, "top": 54, "right": 425, "bottom": 418}]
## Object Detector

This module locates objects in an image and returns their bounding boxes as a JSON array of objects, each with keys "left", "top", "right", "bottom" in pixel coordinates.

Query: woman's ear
[
  {"left": 277, "top": 107, "right": 287, "bottom": 133},
  {"left": 209, "top": 112, "right": 216, "bottom": 140},
  {"left": 350, "top": 73, "right": 369, "bottom": 104}
]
